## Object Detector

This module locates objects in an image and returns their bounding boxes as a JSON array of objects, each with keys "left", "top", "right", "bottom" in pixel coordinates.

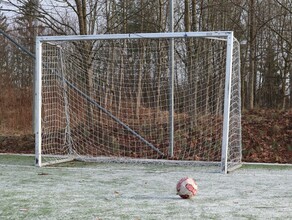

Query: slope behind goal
[{"left": 34, "top": 31, "right": 242, "bottom": 173}]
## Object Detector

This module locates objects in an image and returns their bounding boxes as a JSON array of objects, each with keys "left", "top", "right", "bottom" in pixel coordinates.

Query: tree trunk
[
  {"left": 248, "top": 0, "right": 256, "bottom": 109},
  {"left": 136, "top": 42, "right": 145, "bottom": 117}
]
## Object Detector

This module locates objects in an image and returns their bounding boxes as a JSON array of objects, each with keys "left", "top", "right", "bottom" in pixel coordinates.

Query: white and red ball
[{"left": 176, "top": 177, "right": 198, "bottom": 199}]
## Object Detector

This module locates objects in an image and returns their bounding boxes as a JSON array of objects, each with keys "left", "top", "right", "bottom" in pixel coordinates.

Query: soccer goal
[{"left": 34, "top": 32, "right": 241, "bottom": 173}]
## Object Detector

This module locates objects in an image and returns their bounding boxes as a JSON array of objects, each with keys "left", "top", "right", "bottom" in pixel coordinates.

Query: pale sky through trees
[{"left": 0, "top": 0, "right": 291, "bottom": 109}]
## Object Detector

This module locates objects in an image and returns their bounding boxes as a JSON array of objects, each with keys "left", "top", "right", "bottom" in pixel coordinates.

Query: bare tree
[
  {"left": 0, "top": 11, "right": 9, "bottom": 88},
  {"left": 3, "top": 0, "right": 292, "bottom": 113}
]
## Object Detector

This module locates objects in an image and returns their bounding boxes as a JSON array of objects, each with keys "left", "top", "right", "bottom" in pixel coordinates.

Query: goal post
[{"left": 34, "top": 31, "right": 242, "bottom": 173}]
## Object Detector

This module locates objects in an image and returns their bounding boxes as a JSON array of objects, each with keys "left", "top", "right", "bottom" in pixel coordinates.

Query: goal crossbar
[{"left": 36, "top": 31, "right": 233, "bottom": 42}]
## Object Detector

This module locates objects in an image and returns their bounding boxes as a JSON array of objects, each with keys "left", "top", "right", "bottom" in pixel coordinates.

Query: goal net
[{"left": 34, "top": 32, "right": 241, "bottom": 173}]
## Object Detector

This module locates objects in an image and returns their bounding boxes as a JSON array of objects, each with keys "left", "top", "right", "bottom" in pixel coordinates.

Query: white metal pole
[
  {"left": 221, "top": 32, "right": 234, "bottom": 174},
  {"left": 32, "top": 0, "right": 39, "bottom": 159},
  {"left": 34, "top": 38, "right": 42, "bottom": 167},
  {"left": 168, "top": 0, "right": 174, "bottom": 157}
]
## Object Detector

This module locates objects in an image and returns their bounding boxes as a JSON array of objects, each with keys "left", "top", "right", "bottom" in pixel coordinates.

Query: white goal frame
[{"left": 34, "top": 31, "right": 241, "bottom": 173}]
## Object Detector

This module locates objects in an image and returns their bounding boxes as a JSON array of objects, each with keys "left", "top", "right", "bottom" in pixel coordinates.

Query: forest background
[{"left": 0, "top": 0, "right": 291, "bottom": 163}]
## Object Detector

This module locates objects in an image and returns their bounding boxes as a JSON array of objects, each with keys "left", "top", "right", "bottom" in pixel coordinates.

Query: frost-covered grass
[{"left": 0, "top": 154, "right": 291, "bottom": 219}]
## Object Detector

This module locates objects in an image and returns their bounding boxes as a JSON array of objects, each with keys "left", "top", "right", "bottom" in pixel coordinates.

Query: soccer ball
[{"left": 176, "top": 177, "right": 198, "bottom": 199}]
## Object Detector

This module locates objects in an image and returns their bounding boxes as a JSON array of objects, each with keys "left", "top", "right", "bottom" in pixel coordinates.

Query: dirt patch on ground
[{"left": 0, "top": 110, "right": 291, "bottom": 163}]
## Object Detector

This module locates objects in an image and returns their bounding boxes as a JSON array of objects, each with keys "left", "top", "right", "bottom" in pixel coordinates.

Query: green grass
[
  {"left": 242, "top": 163, "right": 292, "bottom": 170},
  {"left": 0, "top": 154, "right": 292, "bottom": 219},
  {"left": 0, "top": 154, "right": 34, "bottom": 166}
]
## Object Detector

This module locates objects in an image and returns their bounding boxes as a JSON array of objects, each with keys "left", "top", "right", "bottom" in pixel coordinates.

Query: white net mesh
[{"left": 38, "top": 33, "right": 241, "bottom": 171}]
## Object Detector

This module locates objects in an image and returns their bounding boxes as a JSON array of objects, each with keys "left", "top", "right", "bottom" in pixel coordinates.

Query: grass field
[{"left": 0, "top": 154, "right": 291, "bottom": 219}]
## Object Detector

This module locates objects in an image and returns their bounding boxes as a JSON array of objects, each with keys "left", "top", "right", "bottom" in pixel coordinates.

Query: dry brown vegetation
[
  {"left": 242, "top": 109, "right": 292, "bottom": 163},
  {"left": 0, "top": 86, "right": 291, "bottom": 163},
  {"left": 0, "top": 79, "right": 33, "bottom": 135}
]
